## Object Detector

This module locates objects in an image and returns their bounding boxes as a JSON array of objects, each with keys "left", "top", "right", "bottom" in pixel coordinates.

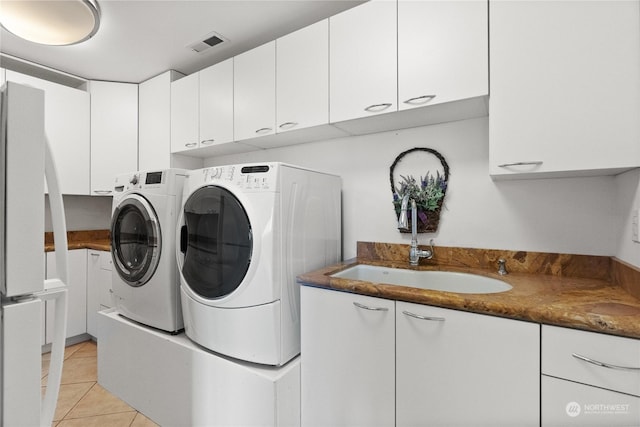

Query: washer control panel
[{"left": 202, "top": 164, "right": 276, "bottom": 190}]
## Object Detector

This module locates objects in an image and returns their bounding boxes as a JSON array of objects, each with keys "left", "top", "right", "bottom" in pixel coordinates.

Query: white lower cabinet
[
  {"left": 396, "top": 301, "right": 540, "bottom": 426},
  {"left": 301, "top": 286, "right": 395, "bottom": 427},
  {"left": 301, "top": 286, "right": 540, "bottom": 426},
  {"left": 542, "top": 376, "right": 640, "bottom": 426},
  {"left": 541, "top": 325, "right": 640, "bottom": 426},
  {"left": 45, "top": 249, "right": 87, "bottom": 343},
  {"left": 87, "top": 250, "right": 113, "bottom": 338}
]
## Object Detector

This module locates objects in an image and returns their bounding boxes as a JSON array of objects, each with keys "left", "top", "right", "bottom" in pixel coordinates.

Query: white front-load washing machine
[
  {"left": 111, "top": 169, "right": 187, "bottom": 333},
  {"left": 177, "top": 163, "right": 341, "bottom": 366}
]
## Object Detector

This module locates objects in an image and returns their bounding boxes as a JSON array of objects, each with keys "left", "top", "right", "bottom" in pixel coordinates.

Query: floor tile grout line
[{"left": 60, "top": 381, "right": 97, "bottom": 421}]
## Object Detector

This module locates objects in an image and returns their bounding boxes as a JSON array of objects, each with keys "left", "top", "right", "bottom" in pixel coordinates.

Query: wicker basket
[{"left": 390, "top": 147, "right": 449, "bottom": 233}]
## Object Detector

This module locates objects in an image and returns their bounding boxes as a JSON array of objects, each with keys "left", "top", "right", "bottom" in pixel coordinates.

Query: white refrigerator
[{"left": 0, "top": 81, "right": 69, "bottom": 426}]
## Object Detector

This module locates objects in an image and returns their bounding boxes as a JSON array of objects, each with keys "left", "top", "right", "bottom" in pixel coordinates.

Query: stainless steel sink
[{"left": 331, "top": 264, "right": 512, "bottom": 294}]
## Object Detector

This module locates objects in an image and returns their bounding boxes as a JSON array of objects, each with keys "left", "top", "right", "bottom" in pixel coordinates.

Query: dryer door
[
  {"left": 179, "top": 185, "right": 252, "bottom": 299},
  {"left": 111, "top": 194, "right": 161, "bottom": 287}
]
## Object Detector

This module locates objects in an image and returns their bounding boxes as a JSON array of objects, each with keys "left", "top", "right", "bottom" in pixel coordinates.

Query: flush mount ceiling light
[{"left": 0, "top": 0, "right": 100, "bottom": 46}]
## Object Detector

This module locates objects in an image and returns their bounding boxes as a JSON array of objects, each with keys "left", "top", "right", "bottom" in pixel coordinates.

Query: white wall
[
  {"left": 615, "top": 169, "right": 640, "bottom": 267},
  {"left": 205, "top": 117, "right": 623, "bottom": 261},
  {"left": 45, "top": 195, "right": 112, "bottom": 232}
]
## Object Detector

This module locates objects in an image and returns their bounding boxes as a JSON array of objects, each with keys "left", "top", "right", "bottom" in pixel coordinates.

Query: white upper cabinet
[
  {"left": 199, "top": 58, "right": 234, "bottom": 147},
  {"left": 139, "top": 70, "right": 183, "bottom": 170},
  {"left": 5, "top": 71, "right": 90, "bottom": 195},
  {"left": 234, "top": 41, "right": 276, "bottom": 142},
  {"left": 398, "top": 0, "right": 488, "bottom": 110},
  {"left": 89, "top": 81, "right": 138, "bottom": 195},
  {"left": 329, "top": 0, "right": 397, "bottom": 123},
  {"left": 276, "top": 20, "right": 329, "bottom": 133},
  {"left": 1, "top": 67, "right": 5, "bottom": 84},
  {"left": 489, "top": 0, "right": 640, "bottom": 179},
  {"left": 170, "top": 73, "right": 199, "bottom": 152}
]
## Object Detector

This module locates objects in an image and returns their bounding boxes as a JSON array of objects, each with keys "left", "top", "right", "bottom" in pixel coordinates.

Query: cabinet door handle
[
  {"left": 279, "top": 122, "right": 298, "bottom": 130},
  {"left": 498, "top": 161, "right": 544, "bottom": 168},
  {"left": 402, "top": 310, "right": 445, "bottom": 322},
  {"left": 364, "top": 103, "right": 392, "bottom": 113},
  {"left": 353, "top": 301, "right": 389, "bottom": 312},
  {"left": 93, "top": 190, "right": 112, "bottom": 195},
  {"left": 201, "top": 139, "right": 215, "bottom": 146},
  {"left": 90, "top": 253, "right": 100, "bottom": 257},
  {"left": 572, "top": 353, "right": 640, "bottom": 371},
  {"left": 185, "top": 142, "right": 197, "bottom": 148},
  {"left": 403, "top": 95, "right": 436, "bottom": 105},
  {"left": 255, "top": 127, "right": 273, "bottom": 134}
]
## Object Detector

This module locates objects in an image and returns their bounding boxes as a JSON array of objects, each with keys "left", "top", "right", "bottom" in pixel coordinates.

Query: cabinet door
[
  {"left": 234, "top": 41, "right": 276, "bottom": 141},
  {"left": 87, "top": 250, "right": 113, "bottom": 338},
  {"left": 170, "top": 73, "right": 199, "bottom": 152},
  {"left": 398, "top": 0, "right": 488, "bottom": 110},
  {"left": 90, "top": 81, "right": 138, "bottom": 194},
  {"left": 46, "top": 249, "right": 87, "bottom": 342},
  {"left": 5, "top": 71, "right": 90, "bottom": 195},
  {"left": 199, "top": 59, "right": 234, "bottom": 146},
  {"left": 139, "top": 71, "right": 183, "bottom": 171},
  {"left": 542, "top": 376, "right": 640, "bottom": 426},
  {"left": 301, "top": 286, "right": 395, "bottom": 427},
  {"left": 396, "top": 301, "right": 540, "bottom": 426},
  {"left": 489, "top": 0, "right": 640, "bottom": 178},
  {"left": 276, "top": 20, "right": 329, "bottom": 132},
  {"left": 329, "top": 0, "right": 397, "bottom": 123}
]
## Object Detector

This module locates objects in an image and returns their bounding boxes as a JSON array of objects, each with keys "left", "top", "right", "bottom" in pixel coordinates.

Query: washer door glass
[
  {"left": 179, "top": 185, "right": 252, "bottom": 299},
  {"left": 111, "top": 194, "right": 161, "bottom": 287}
]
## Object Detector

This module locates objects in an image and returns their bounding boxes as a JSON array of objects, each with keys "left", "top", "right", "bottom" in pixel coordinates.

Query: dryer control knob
[{"left": 130, "top": 175, "right": 139, "bottom": 185}]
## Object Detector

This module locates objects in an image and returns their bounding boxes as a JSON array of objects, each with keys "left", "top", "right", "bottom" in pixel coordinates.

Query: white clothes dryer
[
  {"left": 177, "top": 163, "right": 341, "bottom": 366},
  {"left": 111, "top": 169, "right": 187, "bottom": 333}
]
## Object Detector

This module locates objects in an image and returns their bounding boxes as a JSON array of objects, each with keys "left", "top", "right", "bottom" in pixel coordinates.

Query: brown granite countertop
[
  {"left": 298, "top": 242, "right": 640, "bottom": 340},
  {"left": 45, "top": 229, "right": 110, "bottom": 252}
]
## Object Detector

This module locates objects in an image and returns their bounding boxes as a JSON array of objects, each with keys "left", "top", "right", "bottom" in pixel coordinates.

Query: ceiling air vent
[{"left": 188, "top": 31, "right": 227, "bottom": 54}]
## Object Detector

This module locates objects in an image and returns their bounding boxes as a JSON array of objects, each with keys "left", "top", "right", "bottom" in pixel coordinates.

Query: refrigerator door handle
[
  {"left": 39, "top": 135, "right": 69, "bottom": 427},
  {"left": 36, "top": 281, "right": 67, "bottom": 427}
]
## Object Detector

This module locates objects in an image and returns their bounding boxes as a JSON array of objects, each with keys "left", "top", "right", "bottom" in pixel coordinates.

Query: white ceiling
[{"left": 0, "top": 0, "right": 363, "bottom": 84}]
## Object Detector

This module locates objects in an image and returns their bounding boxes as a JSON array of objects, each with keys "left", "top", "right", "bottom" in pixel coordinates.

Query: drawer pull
[
  {"left": 353, "top": 301, "right": 389, "bottom": 312},
  {"left": 498, "top": 161, "right": 544, "bottom": 168},
  {"left": 364, "top": 103, "right": 392, "bottom": 113},
  {"left": 279, "top": 122, "right": 298, "bottom": 130},
  {"left": 403, "top": 95, "right": 436, "bottom": 105},
  {"left": 255, "top": 127, "right": 273, "bottom": 134},
  {"left": 185, "top": 142, "right": 197, "bottom": 148},
  {"left": 201, "top": 139, "right": 215, "bottom": 146},
  {"left": 572, "top": 353, "right": 640, "bottom": 372},
  {"left": 402, "top": 310, "right": 445, "bottom": 322}
]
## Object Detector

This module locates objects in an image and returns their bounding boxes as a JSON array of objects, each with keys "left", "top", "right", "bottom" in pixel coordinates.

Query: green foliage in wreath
[{"left": 393, "top": 171, "right": 447, "bottom": 214}]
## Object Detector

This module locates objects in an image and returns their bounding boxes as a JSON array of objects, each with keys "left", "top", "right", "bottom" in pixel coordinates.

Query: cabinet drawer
[
  {"left": 542, "top": 375, "right": 640, "bottom": 426},
  {"left": 542, "top": 325, "right": 640, "bottom": 397}
]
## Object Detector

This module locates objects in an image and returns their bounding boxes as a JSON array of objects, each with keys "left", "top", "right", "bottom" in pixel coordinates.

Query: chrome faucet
[{"left": 397, "top": 195, "right": 434, "bottom": 265}]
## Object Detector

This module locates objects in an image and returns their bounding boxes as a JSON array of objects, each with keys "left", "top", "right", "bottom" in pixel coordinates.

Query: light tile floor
[{"left": 42, "top": 340, "right": 159, "bottom": 427}]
